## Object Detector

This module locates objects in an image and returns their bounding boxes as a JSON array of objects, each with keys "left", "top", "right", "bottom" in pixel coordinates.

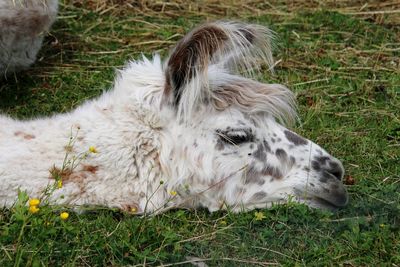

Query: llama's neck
[{"left": 0, "top": 56, "right": 175, "bottom": 212}]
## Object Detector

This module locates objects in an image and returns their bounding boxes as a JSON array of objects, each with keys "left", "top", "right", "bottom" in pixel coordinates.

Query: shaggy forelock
[{"left": 208, "top": 70, "right": 297, "bottom": 126}]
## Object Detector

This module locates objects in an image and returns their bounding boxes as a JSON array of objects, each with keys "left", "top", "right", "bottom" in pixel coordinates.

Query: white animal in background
[
  {"left": 0, "top": 21, "right": 348, "bottom": 213},
  {"left": 0, "top": 0, "right": 58, "bottom": 77}
]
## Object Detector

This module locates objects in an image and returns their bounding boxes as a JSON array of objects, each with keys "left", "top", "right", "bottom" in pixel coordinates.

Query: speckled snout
[{"left": 298, "top": 155, "right": 348, "bottom": 209}]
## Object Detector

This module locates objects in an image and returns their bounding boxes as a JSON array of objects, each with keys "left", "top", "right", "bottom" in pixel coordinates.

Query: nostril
[
  {"left": 312, "top": 156, "right": 345, "bottom": 181},
  {"left": 328, "top": 161, "right": 344, "bottom": 180},
  {"left": 329, "top": 169, "right": 343, "bottom": 181}
]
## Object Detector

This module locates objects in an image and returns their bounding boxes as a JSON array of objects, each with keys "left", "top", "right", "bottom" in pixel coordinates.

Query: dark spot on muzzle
[
  {"left": 284, "top": 130, "right": 308, "bottom": 146},
  {"left": 253, "top": 143, "right": 267, "bottom": 161},
  {"left": 311, "top": 160, "right": 321, "bottom": 171},
  {"left": 275, "top": 148, "right": 287, "bottom": 161},
  {"left": 252, "top": 140, "right": 271, "bottom": 162},
  {"left": 263, "top": 140, "right": 271, "bottom": 153}
]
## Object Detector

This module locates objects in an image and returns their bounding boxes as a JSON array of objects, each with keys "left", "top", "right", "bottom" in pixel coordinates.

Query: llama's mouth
[
  {"left": 298, "top": 195, "right": 348, "bottom": 211},
  {"left": 312, "top": 196, "right": 343, "bottom": 210},
  {"left": 295, "top": 186, "right": 348, "bottom": 211}
]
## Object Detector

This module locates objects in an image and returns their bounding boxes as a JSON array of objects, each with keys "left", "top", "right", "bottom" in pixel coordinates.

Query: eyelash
[{"left": 218, "top": 130, "right": 254, "bottom": 145}]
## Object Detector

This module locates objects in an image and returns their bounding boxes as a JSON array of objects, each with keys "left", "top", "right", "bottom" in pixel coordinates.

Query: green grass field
[{"left": 1, "top": 1, "right": 399, "bottom": 266}]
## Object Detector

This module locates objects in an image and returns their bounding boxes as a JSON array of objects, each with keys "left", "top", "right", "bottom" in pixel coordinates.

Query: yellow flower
[
  {"left": 29, "top": 198, "right": 40, "bottom": 207},
  {"left": 60, "top": 212, "right": 69, "bottom": 220},
  {"left": 29, "top": 205, "right": 40, "bottom": 214},
  {"left": 130, "top": 207, "right": 137, "bottom": 213},
  {"left": 254, "top": 211, "right": 266, "bottom": 221},
  {"left": 88, "top": 146, "right": 98, "bottom": 153},
  {"left": 219, "top": 220, "right": 227, "bottom": 225},
  {"left": 169, "top": 190, "right": 177, "bottom": 196},
  {"left": 380, "top": 224, "right": 385, "bottom": 228},
  {"left": 57, "top": 180, "right": 63, "bottom": 189}
]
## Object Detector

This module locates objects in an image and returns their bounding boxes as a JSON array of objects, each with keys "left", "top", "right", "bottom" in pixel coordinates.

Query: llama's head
[{"left": 159, "top": 21, "right": 348, "bottom": 211}]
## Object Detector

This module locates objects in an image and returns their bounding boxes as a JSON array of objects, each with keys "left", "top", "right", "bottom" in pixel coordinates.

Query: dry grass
[
  {"left": 65, "top": 0, "right": 400, "bottom": 25},
  {"left": 57, "top": 0, "right": 400, "bottom": 81}
]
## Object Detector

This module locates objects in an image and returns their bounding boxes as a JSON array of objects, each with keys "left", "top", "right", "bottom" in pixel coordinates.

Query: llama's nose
[
  {"left": 311, "top": 156, "right": 345, "bottom": 182},
  {"left": 325, "top": 159, "right": 344, "bottom": 181}
]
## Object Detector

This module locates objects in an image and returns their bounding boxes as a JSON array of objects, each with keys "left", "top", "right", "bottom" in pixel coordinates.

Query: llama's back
[{"left": 0, "top": 0, "right": 58, "bottom": 76}]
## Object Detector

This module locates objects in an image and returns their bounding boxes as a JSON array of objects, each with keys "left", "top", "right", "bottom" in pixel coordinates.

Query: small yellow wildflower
[
  {"left": 219, "top": 220, "right": 227, "bottom": 225},
  {"left": 60, "top": 212, "right": 69, "bottom": 220},
  {"left": 29, "top": 198, "right": 40, "bottom": 207},
  {"left": 29, "top": 205, "right": 40, "bottom": 214},
  {"left": 57, "top": 180, "right": 63, "bottom": 189},
  {"left": 88, "top": 146, "right": 98, "bottom": 153},
  {"left": 254, "top": 211, "right": 266, "bottom": 221},
  {"left": 130, "top": 207, "right": 137, "bottom": 213},
  {"left": 170, "top": 190, "right": 177, "bottom": 196},
  {"left": 380, "top": 224, "right": 385, "bottom": 228}
]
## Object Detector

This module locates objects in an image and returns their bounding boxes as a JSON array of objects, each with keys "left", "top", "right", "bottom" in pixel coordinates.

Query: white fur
[
  {"left": 0, "top": 0, "right": 58, "bottom": 76},
  {"left": 0, "top": 22, "right": 348, "bottom": 213}
]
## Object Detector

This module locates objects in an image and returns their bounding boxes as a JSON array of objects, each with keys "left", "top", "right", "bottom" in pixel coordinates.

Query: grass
[{"left": 1, "top": 0, "right": 399, "bottom": 266}]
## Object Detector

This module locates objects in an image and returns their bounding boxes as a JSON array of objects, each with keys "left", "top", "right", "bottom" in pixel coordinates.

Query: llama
[
  {"left": 0, "top": 0, "right": 58, "bottom": 77},
  {"left": 0, "top": 21, "right": 348, "bottom": 214}
]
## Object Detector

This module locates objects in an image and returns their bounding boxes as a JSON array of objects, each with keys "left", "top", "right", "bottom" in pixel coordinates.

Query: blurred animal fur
[{"left": 0, "top": 0, "right": 58, "bottom": 76}]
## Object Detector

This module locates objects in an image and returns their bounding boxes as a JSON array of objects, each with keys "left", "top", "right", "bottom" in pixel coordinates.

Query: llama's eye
[{"left": 217, "top": 129, "right": 254, "bottom": 145}]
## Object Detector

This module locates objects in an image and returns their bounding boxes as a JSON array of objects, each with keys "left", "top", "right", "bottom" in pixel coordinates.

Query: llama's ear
[
  {"left": 163, "top": 23, "right": 229, "bottom": 106},
  {"left": 162, "top": 21, "right": 275, "bottom": 118}
]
